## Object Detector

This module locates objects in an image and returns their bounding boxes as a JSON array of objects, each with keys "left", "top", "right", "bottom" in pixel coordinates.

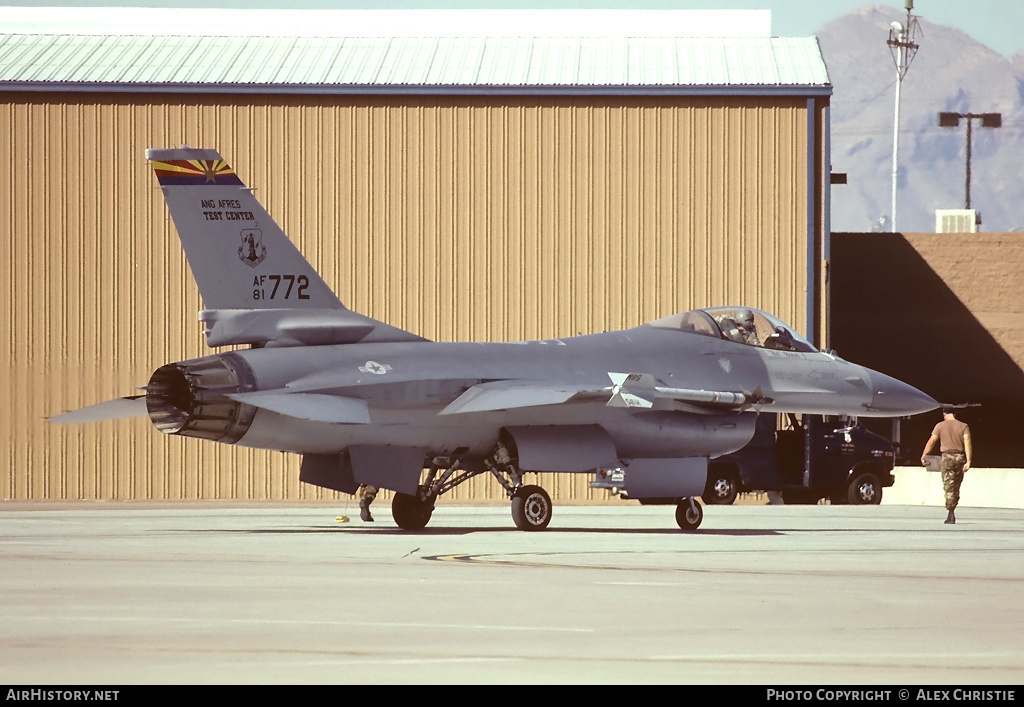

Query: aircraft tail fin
[
  {"left": 147, "top": 147, "right": 426, "bottom": 346},
  {"left": 147, "top": 147, "right": 343, "bottom": 311}
]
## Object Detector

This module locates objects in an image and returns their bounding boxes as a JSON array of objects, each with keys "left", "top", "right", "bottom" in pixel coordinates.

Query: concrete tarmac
[{"left": 2, "top": 502, "right": 1023, "bottom": 685}]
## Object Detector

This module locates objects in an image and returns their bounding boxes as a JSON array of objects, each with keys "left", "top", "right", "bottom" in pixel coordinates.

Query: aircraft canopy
[{"left": 649, "top": 307, "right": 817, "bottom": 353}]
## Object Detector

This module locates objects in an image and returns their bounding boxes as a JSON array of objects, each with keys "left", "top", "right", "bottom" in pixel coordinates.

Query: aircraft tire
[
  {"left": 392, "top": 492, "right": 434, "bottom": 530},
  {"left": 675, "top": 498, "right": 703, "bottom": 531},
  {"left": 511, "top": 485, "right": 552, "bottom": 531},
  {"left": 847, "top": 471, "right": 882, "bottom": 505},
  {"left": 703, "top": 467, "right": 739, "bottom": 505}
]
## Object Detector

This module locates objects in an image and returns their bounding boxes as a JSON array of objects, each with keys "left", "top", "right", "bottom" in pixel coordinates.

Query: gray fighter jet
[{"left": 51, "top": 147, "right": 938, "bottom": 531}]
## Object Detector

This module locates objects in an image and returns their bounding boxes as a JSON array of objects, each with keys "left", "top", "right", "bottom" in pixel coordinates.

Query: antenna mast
[{"left": 887, "top": 1, "right": 920, "bottom": 232}]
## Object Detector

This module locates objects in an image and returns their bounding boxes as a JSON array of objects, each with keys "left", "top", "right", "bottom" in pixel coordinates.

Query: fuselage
[{"left": 145, "top": 320, "right": 936, "bottom": 465}]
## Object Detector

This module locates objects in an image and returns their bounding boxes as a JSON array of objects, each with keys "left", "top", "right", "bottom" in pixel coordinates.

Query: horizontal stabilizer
[
  {"left": 49, "top": 395, "right": 147, "bottom": 423},
  {"left": 227, "top": 391, "right": 371, "bottom": 424},
  {"left": 200, "top": 308, "right": 427, "bottom": 348},
  {"left": 439, "top": 381, "right": 588, "bottom": 415}
]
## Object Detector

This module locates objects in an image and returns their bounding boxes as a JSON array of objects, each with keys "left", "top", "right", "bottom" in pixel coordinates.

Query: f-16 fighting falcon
[{"left": 51, "top": 148, "right": 938, "bottom": 531}]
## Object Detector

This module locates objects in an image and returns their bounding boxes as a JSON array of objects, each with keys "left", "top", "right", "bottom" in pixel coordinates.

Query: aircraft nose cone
[{"left": 867, "top": 369, "right": 939, "bottom": 416}]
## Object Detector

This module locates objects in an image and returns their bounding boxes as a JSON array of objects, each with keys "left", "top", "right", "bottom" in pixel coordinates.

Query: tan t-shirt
[{"left": 932, "top": 418, "right": 969, "bottom": 453}]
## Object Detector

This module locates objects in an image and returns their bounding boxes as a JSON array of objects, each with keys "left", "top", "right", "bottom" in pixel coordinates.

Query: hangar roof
[{"left": 0, "top": 8, "right": 831, "bottom": 95}]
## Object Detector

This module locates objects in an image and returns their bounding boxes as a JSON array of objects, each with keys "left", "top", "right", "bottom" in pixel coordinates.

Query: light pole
[
  {"left": 887, "top": 1, "right": 920, "bottom": 233},
  {"left": 938, "top": 111, "right": 1002, "bottom": 211}
]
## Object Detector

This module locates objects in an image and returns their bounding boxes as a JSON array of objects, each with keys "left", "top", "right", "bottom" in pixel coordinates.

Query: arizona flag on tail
[{"left": 150, "top": 156, "right": 244, "bottom": 186}]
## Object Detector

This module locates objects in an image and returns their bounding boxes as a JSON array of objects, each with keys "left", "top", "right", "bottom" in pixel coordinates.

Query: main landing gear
[
  {"left": 510, "top": 485, "right": 553, "bottom": 531},
  {"left": 387, "top": 438, "right": 704, "bottom": 532},
  {"left": 391, "top": 491, "right": 434, "bottom": 531},
  {"left": 388, "top": 438, "right": 557, "bottom": 532}
]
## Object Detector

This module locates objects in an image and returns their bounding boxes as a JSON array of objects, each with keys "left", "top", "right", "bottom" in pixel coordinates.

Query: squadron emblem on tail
[{"left": 238, "top": 228, "right": 266, "bottom": 267}]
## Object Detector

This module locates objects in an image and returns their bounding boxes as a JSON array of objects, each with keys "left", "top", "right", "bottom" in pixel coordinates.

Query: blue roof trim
[{"left": 0, "top": 81, "right": 833, "bottom": 97}]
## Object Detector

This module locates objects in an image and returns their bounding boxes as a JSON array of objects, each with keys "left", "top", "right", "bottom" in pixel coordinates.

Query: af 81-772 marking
[{"left": 253, "top": 274, "right": 311, "bottom": 301}]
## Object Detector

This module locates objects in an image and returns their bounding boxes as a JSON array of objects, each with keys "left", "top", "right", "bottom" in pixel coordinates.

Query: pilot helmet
[{"left": 734, "top": 308, "right": 755, "bottom": 329}]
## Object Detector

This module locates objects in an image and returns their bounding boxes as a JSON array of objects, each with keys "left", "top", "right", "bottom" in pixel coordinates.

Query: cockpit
[{"left": 648, "top": 307, "right": 817, "bottom": 353}]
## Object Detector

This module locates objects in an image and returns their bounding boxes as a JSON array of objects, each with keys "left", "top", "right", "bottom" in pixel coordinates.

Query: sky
[{"left": 5, "top": 1, "right": 1024, "bottom": 57}]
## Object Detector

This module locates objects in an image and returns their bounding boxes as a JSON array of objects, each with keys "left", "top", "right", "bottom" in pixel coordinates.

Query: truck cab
[{"left": 702, "top": 413, "right": 897, "bottom": 505}]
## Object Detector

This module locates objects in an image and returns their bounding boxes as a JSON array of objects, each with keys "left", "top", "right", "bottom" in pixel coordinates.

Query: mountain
[{"left": 818, "top": 5, "right": 1024, "bottom": 232}]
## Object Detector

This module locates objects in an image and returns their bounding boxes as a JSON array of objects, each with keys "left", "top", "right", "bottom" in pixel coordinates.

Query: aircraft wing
[
  {"left": 439, "top": 380, "right": 598, "bottom": 415},
  {"left": 48, "top": 395, "right": 148, "bottom": 423},
  {"left": 439, "top": 374, "right": 762, "bottom": 415}
]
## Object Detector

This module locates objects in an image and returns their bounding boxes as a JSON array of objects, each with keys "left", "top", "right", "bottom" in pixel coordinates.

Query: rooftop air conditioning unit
[{"left": 935, "top": 209, "right": 978, "bottom": 233}]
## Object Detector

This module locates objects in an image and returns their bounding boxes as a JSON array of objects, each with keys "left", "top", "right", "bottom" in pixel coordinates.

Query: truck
[{"left": 701, "top": 413, "right": 898, "bottom": 505}]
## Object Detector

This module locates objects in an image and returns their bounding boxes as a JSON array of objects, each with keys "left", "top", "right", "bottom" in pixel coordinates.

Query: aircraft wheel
[
  {"left": 392, "top": 491, "right": 434, "bottom": 530},
  {"left": 847, "top": 471, "right": 882, "bottom": 505},
  {"left": 511, "top": 485, "right": 552, "bottom": 531},
  {"left": 703, "top": 467, "right": 739, "bottom": 505},
  {"left": 675, "top": 498, "right": 703, "bottom": 531}
]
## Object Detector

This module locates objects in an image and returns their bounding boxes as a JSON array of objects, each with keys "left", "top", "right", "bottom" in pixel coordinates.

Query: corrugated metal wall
[{"left": 1, "top": 93, "right": 810, "bottom": 501}]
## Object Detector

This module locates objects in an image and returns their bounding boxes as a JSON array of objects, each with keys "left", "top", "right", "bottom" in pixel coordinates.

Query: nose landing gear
[{"left": 675, "top": 498, "right": 704, "bottom": 531}]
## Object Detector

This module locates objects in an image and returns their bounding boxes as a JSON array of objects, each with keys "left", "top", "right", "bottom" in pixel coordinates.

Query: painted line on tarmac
[
  {"left": 4, "top": 614, "right": 593, "bottom": 633},
  {"left": 646, "top": 652, "right": 1024, "bottom": 669},
  {"left": 218, "top": 657, "right": 511, "bottom": 668},
  {"left": 598, "top": 580, "right": 699, "bottom": 587}
]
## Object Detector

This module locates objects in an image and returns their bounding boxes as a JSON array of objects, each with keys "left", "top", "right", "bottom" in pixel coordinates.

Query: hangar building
[{"left": 0, "top": 8, "right": 833, "bottom": 501}]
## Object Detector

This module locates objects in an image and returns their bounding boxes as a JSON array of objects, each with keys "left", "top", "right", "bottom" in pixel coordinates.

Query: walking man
[{"left": 921, "top": 406, "right": 972, "bottom": 524}]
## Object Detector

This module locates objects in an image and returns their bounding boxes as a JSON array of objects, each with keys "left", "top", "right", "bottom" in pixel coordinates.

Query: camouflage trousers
[
  {"left": 357, "top": 484, "right": 378, "bottom": 505},
  {"left": 941, "top": 452, "right": 967, "bottom": 511}
]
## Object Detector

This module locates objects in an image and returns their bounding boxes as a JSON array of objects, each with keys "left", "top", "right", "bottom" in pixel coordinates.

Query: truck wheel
[
  {"left": 847, "top": 471, "right": 882, "bottom": 505},
  {"left": 703, "top": 468, "right": 739, "bottom": 505}
]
